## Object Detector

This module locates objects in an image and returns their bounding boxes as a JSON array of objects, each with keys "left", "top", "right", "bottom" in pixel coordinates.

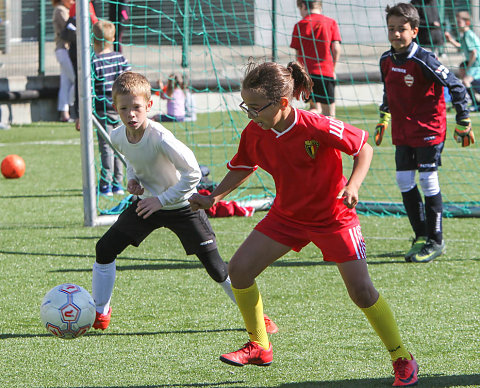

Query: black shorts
[
  {"left": 309, "top": 75, "right": 335, "bottom": 104},
  {"left": 112, "top": 199, "right": 217, "bottom": 255},
  {"left": 395, "top": 143, "right": 444, "bottom": 172}
]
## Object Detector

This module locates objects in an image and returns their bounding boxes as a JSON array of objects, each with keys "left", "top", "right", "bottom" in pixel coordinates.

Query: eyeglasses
[{"left": 239, "top": 101, "right": 273, "bottom": 118}]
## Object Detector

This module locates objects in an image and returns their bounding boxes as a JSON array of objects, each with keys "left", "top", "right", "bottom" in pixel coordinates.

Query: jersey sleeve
[
  {"left": 419, "top": 52, "right": 469, "bottom": 121},
  {"left": 111, "top": 126, "right": 137, "bottom": 182},
  {"left": 318, "top": 116, "right": 369, "bottom": 157},
  {"left": 290, "top": 22, "right": 300, "bottom": 50},
  {"left": 331, "top": 19, "right": 341, "bottom": 42},
  {"left": 156, "top": 132, "right": 202, "bottom": 207},
  {"left": 379, "top": 53, "right": 390, "bottom": 113},
  {"left": 227, "top": 124, "right": 258, "bottom": 171}
]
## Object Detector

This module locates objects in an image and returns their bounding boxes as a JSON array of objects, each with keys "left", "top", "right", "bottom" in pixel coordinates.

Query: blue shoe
[
  {"left": 112, "top": 186, "right": 125, "bottom": 195},
  {"left": 99, "top": 185, "right": 113, "bottom": 197}
]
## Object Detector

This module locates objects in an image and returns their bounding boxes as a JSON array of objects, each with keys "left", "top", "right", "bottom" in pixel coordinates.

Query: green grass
[{"left": 1, "top": 121, "right": 479, "bottom": 387}]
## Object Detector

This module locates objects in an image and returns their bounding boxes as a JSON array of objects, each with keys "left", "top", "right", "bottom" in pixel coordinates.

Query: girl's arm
[
  {"left": 189, "top": 169, "right": 253, "bottom": 210},
  {"left": 337, "top": 142, "right": 373, "bottom": 209}
]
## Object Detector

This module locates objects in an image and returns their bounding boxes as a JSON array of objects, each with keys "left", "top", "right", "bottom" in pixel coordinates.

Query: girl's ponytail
[{"left": 287, "top": 61, "right": 313, "bottom": 102}]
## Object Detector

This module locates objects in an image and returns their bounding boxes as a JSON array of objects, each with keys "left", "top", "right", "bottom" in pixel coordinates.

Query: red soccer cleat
[
  {"left": 220, "top": 341, "right": 273, "bottom": 367},
  {"left": 263, "top": 314, "right": 278, "bottom": 334},
  {"left": 392, "top": 353, "right": 419, "bottom": 386},
  {"left": 93, "top": 307, "right": 112, "bottom": 330}
]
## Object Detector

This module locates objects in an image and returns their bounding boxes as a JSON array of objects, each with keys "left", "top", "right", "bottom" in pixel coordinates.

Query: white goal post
[{"left": 77, "top": 0, "right": 119, "bottom": 226}]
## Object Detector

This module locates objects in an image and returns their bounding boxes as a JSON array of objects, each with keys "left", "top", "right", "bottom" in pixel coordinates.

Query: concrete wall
[{"left": 0, "top": 75, "right": 59, "bottom": 124}]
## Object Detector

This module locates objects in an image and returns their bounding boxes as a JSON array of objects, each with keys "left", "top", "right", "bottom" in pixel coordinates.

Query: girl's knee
[
  {"left": 228, "top": 256, "right": 254, "bottom": 285},
  {"left": 349, "top": 286, "right": 379, "bottom": 308}
]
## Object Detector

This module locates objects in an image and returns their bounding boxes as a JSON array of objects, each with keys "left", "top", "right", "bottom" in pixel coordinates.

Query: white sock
[
  {"left": 92, "top": 261, "right": 116, "bottom": 314},
  {"left": 220, "top": 275, "right": 236, "bottom": 304}
]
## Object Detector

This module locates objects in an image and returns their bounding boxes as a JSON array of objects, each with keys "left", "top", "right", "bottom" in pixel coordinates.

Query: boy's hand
[
  {"left": 374, "top": 111, "right": 391, "bottom": 146},
  {"left": 189, "top": 193, "right": 215, "bottom": 211},
  {"left": 136, "top": 197, "right": 162, "bottom": 219},
  {"left": 454, "top": 118, "right": 475, "bottom": 147},
  {"left": 127, "top": 179, "right": 144, "bottom": 195},
  {"left": 336, "top": 184, "right": 359, "bottom": 209}
]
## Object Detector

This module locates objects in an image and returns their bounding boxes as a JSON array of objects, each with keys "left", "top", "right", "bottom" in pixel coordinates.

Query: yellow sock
[
  {"left": 361, "top": 294, "right": 411, "bottom": 361},
  {"left": 232, "top": 282, "right": 269, "bottom": 350}
]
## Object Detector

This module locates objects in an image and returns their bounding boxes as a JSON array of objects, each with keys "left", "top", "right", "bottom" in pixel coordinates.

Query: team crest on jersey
[
  {"left": 404, "top": 74, "right": 414, "bottom": 87},
  {"left": 305, "top": 140, "right": 319, "bottom": 159}
]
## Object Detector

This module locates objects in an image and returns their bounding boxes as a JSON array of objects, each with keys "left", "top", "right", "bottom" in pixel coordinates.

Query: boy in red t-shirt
[{"left": 290, "top": 0, "right": 341, "bottom": 117}]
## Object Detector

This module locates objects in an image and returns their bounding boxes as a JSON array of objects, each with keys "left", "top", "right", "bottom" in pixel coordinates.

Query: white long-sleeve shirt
[{"left": 111, "top": 119, "right": 201, "bottom": 209}]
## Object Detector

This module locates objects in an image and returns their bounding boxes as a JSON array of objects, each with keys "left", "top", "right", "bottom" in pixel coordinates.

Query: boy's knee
[
  {"left": 396, "top": 170, "right": 416, "bottom": 192},
  {"left": 196, "top": 249, "right": 228, "bottom": 283},
  {"left": 419, "top": 170, "right": 440, "bottom": 196},
  {"left": 96, "top": 228, "right": 130, "bottom": 264}
]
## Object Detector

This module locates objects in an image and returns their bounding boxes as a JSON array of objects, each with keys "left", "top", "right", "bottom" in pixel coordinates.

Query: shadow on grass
[
  {"left": 0, "top": 327, "right": 244, "bottom": 340},
  {"left": 43, "top": 373, "right": 480, "bottom": 387},
  {"left": 1, "top": 250, "right": 476, "bottom": 272},
  {"left": 0, "top": 193, "right": 82, "bottom": 199},
  {"left": 275, "top": 374, "right": 480, "bottom": 387}
]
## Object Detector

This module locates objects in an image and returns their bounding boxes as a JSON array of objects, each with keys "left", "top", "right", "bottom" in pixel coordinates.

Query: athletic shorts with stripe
[
  {"left": 254, "top": 211, "right": 366, "bottom": 263},
  {"left": 112, "top": 199, "right": 217, "bottom": 255}
]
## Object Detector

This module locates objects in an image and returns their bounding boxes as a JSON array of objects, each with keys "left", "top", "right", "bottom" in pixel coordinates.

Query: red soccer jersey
[
  {"left": 228, "top": 109, "right": 368, "bottom": 230},
  {"left": 290, "top": 13, "right": 341, "bottom": 78},
  {"left": 69, "top": 1, "right": 98, "bottom": 24}
]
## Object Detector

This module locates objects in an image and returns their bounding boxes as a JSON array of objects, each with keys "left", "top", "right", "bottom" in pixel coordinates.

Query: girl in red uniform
[{"left": 189, "top": 61, "right": 418, "bottom": 387}]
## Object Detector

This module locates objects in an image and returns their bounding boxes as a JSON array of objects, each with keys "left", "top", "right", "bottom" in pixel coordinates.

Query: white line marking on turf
[{"left": 0, "top": 139, "right": 81, "bottom": 146}]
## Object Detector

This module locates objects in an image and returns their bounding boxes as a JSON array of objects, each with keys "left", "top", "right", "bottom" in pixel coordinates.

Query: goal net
[{"left": 77, "top": 0, "right": 480, "bottom": 226}]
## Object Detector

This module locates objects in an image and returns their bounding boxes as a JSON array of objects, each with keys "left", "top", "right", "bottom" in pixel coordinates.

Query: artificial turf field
[{"left": 0, "top": 112, "right": 479, "bottom": 387}]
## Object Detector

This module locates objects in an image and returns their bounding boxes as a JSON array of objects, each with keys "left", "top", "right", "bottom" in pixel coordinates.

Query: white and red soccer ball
[{"left": 40, "top": 283, "right": 96, "bottom": 339}]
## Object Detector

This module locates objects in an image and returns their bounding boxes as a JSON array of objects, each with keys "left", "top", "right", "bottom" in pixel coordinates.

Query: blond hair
[
  {"left": 112, "top": 72, "right": 152, "bottom": 104},
  {"left": 93, "top": 20, "right": 115, "bottom": 51}
]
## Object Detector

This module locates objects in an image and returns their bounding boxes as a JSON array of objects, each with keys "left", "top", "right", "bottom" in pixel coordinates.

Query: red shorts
[{"left": 254, "top": 211, "right": 366, "bottom": 263}]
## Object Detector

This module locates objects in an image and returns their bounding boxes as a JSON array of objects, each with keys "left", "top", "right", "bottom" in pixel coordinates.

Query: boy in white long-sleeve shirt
[{"left": 91, "top": 71, "right": 278, "bottom": 333}]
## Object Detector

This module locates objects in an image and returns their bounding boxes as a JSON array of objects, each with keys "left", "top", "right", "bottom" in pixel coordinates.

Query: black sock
[
  {"left": 401, "top": 186, "right": 426, "bottom": 238},
  {"left": 425, "top": 192, "right": 443, "bottom": 244}
]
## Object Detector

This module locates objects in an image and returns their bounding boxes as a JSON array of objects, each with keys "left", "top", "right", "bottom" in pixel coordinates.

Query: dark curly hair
[{"left": 386, "top": 3, "right": 420, "bottom": 29}]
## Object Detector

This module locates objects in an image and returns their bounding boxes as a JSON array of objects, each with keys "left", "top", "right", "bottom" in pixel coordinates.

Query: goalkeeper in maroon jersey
[{"left": 375, "top": 3, "right": 475, "bottom": 263}]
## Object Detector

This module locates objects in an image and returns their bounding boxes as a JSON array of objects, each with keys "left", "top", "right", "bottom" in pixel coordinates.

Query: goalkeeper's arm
[
  {"left": 374, "top": 111, "right": 391, "bottom": 146},
  {"left": 454, "top": 117, "right": 475, "bottom": 147}
]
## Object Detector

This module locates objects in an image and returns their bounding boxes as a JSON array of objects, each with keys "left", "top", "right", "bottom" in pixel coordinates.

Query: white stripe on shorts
[{"left": 348, "top": 225, "right": 366, "bottom": 260}]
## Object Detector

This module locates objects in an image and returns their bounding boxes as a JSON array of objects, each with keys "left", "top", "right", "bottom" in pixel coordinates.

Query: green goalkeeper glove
[
  {"left": 454, "top": 118, "right": 475, "bottom": 147},
  {"left": 374, "top": 111, "right": 391, "bottom": 146}
]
